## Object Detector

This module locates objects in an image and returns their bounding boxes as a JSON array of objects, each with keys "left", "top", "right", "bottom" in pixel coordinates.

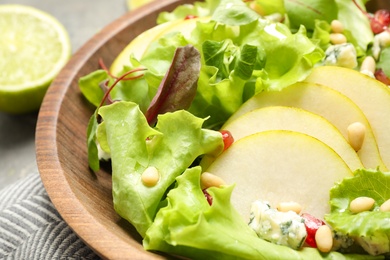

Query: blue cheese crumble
[
  {"left": 332, "top": 231, "right": 354, "bottom": 253},
  {"left": 323, "top": 43, "right": 358, "bottom": 69},
  {"left": 248, "top": 201, "right": 307, "bottom": 250},
  {"left": 355, "top": 232, "right": 390, "bottom": 256}
]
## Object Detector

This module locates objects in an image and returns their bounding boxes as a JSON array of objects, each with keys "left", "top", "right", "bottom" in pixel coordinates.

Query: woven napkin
[{"left": 0, "top": 172, "right": 99, "bottom": 259}]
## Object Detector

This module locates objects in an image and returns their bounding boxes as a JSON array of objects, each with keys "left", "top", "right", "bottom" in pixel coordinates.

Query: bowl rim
[{"left": 35, "top": 0, "right": 191, "bottom": 259}]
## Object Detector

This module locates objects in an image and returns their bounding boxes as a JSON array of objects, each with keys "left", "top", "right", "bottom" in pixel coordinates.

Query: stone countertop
[{"left": 0, "top": 0, "right": 128, "bottom": 189}]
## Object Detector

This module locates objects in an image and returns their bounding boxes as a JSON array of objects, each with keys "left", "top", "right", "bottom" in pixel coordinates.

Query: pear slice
[
  {"left": 225, "top": 82, "right": 386, "bottom": 170},
  {"left": 219, "top": 106, "right": 363, "bottom": 172},
  {"left": 206, "top": 130, "right": 353, "bottom": 221},
  {"left": 109, "top": 21, "right": 174, "bottom": 75},
  {"left": 110, "top": 17, "right": 205, "bottom": 75},
  {"left": 305, "top": 66, "right": 390, "bottom": 170}
]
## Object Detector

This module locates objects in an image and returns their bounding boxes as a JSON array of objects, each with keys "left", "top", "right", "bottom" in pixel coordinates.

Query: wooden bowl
[{"left": 36, "top": 0, "right": 193, "bottom": 259}]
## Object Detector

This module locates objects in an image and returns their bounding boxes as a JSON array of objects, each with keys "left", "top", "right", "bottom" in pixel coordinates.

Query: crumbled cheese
[
  {"left": 248, "top": 201, "right": 307, "bottom": 250},
  {"left": 323, "top": 43, "right": 358, "bottom": 69},
  {"left": 355, "top": 232, "right": 390, "bottom": 256},
  {"left": 332, "top": 230, "right": 354, "bottom": 252}
]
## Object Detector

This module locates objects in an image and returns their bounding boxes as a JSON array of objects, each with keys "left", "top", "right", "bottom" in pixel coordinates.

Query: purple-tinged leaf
[{"left": 145, "top": 45, "right": 201, "bottom": 125}]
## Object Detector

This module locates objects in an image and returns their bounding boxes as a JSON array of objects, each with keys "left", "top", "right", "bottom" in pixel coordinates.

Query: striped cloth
[{"left": 0, "top": 172, "right": 100, "bottom": 260}]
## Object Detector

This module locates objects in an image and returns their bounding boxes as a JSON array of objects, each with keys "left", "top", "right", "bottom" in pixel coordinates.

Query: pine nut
[
  {"left": 379, "top": 31, "right": 390, "bottom": 47},
  {"left": 201, "top": 172, "right": 225, "bottom": 189},
  {"left": 349, "top": 197, "right": 375, "bottom": 214},
  {"left": 141, "top": 166, "right": 160, "bottom": 187},
  {"left": 380, "top": 199, "right": 390, "bottom": 212},
  {"left": 360, "top": 56, "right": 376, "bottom": 75},
  {"left": 347, "top": 122, "right": 366, "bottom": 152},
  {"left": 315, "top": 225, "right": 333, "bottom": 253},
  {"left": 276, "top": 201, "right": 302, "bottom": 214},
  {"left": 330, "top": 33, "right": 347, "bottom": 45},
  {"left": 331, "top": 20, "right": 344, "bottom": 33}
]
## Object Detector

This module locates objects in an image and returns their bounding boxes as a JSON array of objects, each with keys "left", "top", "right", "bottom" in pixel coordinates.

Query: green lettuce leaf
[
  {"left": 312, "top": 20, "right": 332, "bottom": 50},
  {"left": 233, "top": 43, "right": 258, "bottom": 80},
  {"left": 326, "top": 169, "right": 390, "bottom": 238},
  {"left": 86, "top": 112, "right": 100, "bottom": 171},
  {"left": 144, "top": 167, "right": 381, "bottom": 259},
  {"left": 97, "top": 101, "right": 223, "bottom": 236},
  {"left": 284, "top": 0, "right": 338, "bottom": 30},
  {"left": 251, "top": 24, "right": 324, "bottom": 91},
  {"left": 186, "top": 19, "right": 323, "bottom": 128},
  {"left": 377, "top": 47, "right": 390, "bottom": 78},
  {"left": 334, "top": 0, "right": 373, "bottom": 51},
  {"left": 252, "top": 0, "right": 285, "bottom": 16},
  {"left": 80, "top": 2, "right": 323, "bottom": 131},
  {"left": 211, "top": 0, "right": 260, "bottom": 26},
  {"left": 79, "top": 70, "right": 107, "bottom": 107},
  {"left": 78, "top": 63, "right": 151, "bottom": 112}
]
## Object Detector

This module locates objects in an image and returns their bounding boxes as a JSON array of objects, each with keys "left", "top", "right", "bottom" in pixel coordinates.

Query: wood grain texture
[{"left": 36, "top": 0, "right": 194, "bottom": 259}]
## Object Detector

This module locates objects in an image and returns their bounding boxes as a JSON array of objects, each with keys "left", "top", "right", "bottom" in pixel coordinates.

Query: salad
[{"left": 79, "top": 0, "right": 390, "bottom": 259}]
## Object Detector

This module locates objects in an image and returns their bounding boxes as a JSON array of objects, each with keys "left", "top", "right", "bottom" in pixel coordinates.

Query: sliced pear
[
  {"left": 225, "top": 82, "right": 386, "bottom": 170},
  {"left": 218, "top": 106, "right": 363, "bottom": 172},
  {"left": 305, "top": 66, "right": 390, "bottom": 170},
  {"left": 110, "top": 21, "right": 174, "bottom": 75},
  {"left": 206, "top": 130, "right": 353, "bottom": 221},
  {"left": 110, "top": 17, "right": 205, "bottom": 75}
]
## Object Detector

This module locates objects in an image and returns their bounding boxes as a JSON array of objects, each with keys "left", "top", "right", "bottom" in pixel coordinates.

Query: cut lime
[{"left": 0, "top": 5, "right": 71, "bottom": 114}]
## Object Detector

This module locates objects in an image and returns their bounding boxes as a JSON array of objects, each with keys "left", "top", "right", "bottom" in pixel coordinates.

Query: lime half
[{"left": 0, "top": 5, "right": 71, "bottom": 114}]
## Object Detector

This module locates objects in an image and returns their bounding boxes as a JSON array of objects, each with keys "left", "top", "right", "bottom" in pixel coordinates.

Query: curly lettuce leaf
[
  {"left": 98, "top": 101, "right": 223, "bottom": 236},
  {"left": 82, "top": 2, "right": 323, "bottom": 131},
  {"left": 144, "top": 167, "right": 380, "bottom": 259},
  {"left": 251, "top": 24, "right": 324, "bottom": 91},
  {"left": 326, "top": 169, "right": 390, "bottom": 241},
  {"left": 312, "top": 20, "right": 332, "bottom": 50},
  {"left": 186, "top": 20, "right": 323, "bottom": 128},
  {"left": 189, "top": 66, "right": 248, "bottom": 129}
]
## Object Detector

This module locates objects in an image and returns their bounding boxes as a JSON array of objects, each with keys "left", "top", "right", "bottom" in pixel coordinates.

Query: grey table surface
[{"left": 0, "top": 0, "right": 129, "bottom": 189}]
